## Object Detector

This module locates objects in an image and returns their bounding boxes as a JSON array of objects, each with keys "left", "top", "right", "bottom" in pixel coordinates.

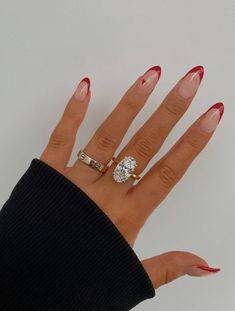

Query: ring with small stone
[
  {"left": 77, "top": 150, "right": 108, "bottom": 173},
  {"left": 112, "top": 156, "right": 141, "bottom": 183}
]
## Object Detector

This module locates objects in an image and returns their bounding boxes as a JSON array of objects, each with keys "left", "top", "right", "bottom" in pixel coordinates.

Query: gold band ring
[{"left": 77, "top": 150, "right": 108, "bottom": 173}]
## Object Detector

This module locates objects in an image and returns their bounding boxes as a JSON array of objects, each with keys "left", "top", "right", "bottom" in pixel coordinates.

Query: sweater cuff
[{"left": 0, "top": 158, "right": 155, "bottom": 311}]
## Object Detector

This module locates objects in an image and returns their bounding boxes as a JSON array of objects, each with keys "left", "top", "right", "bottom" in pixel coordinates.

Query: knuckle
[
  {"left": 158, "top": 254, "right": 178, "bottom": 286},
  {"left": 49, "top": 129, "right": 71, "bottom": 149},
  {"left": 148, "top": 129, "right": 164, "bottom": 150},
  {"left": 123, "top": 92, "right": 143, "bottom": 112},
  {"left": 94, "top": 130, "right": 117, "bottom": 152},
  {"left": 163, "top": 267, "right": 177, "bottom": 285},
  {"left": 163, "top": 96, "right": 188, "bottom": 117},
  {"left": 184, "top": 131, "right": 203, "bottom": 151},
  {"left": 133, "top": 136, "right": 155, "bottom": 159},
  {"left": 158, "top": 164, "right": 179, "bottom": 188},
  {"left": 64, "top": 109, "right": 84, "bottom": 126}
]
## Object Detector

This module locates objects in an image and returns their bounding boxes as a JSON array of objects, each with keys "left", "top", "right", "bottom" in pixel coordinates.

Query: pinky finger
[{"left": 40, "top": 77, "right": 91, "bottom": 172}]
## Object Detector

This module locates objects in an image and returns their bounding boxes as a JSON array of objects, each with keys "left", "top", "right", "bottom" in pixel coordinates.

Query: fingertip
[
  {"left": 74, "top": 77, "right": 91, "bottom": 101},
  {"left": 206, "top": 102, "right": 224, "bottom": 120},
  {"left": 146, "top": 65, "right": 162, "bottom": 78},
  {"left": 188, "top": 264, "right": 221, "bottom": 277},
  {"left": 136, "top": 65, "right": 161, "bottom": 95},
  {"left": 81, "top": 77, "right": 90, "bottom": 92},
  {"left": 199, "top": 102, "right": 224, "bottom": 133},
  {"left": 186, "top": 65, "right": 204, "bottom": 81}
]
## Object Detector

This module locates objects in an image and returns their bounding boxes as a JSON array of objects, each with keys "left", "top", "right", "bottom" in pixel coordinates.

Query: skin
[{"left": 40, "top": 66, "right": 222, "bottom": 290}]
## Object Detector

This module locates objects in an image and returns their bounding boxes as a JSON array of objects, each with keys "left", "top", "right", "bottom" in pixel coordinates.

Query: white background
[{"left": 0, "top": 0, "right": 234, "bottom": 310}]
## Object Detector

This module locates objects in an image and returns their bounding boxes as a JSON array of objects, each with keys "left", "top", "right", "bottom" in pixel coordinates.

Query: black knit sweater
[{"left": 0, "top": 159, "right": 155, "bottom": 310}]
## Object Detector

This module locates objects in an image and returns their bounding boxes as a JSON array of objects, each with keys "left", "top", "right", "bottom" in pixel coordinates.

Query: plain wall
[{"left": 0, "top": 0, "right": 234, "bottom": 310}]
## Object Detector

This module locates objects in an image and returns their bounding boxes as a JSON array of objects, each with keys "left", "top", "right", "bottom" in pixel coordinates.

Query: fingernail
[
  {"left": 199, "top": 102, "right": 224, "bottom": 133},
  {"left": 74, "top": 77, "right": 90, "bottom": 101},
  {"left": 187, "top": 264, "right": 221, "bottom": 277},
  {"left": 177, "top": 65, "right": 204, "bottom": 99},
  {"left": 137, "top": 66, "right": 161, "bottom": 95},
  {"left": 195, "top": 265, "right": 221, "bottom": 275}
]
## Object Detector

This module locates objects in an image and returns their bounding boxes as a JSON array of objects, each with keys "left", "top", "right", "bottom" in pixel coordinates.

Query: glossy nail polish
[
  {"left": 75, "top": 77, "right": 90, "bottom": 101},
  {"left": 177, "top": 65, "right": 204, "bottom": 99},
  {"left": 196, "top": 265, "right": 221, "bottom": 273},
  {"left": 137, "top": 66, "right": 161, "bottom": 95},
  {"left": 187, "top": 264, "right": 221, "bottom": 276},
  {"left": 199, "top": 102, "right": 224, "bottom": 133}
]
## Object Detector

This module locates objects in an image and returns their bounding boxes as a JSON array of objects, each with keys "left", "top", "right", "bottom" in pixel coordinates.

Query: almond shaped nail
[
  {"left": 196, "top": 265, "right": 221, "bottom": 273},
  {"left": 137, "top": 66, "right": 161, "bottom": 95},
  {"left": 188, "top": 264, "right": 221, "bottom": 277},
  {"left": 199, "top": 102, "right": 224, "bottom": 133},
  {"left": 177, "top": 66, "right": 204, "bottom": 99},
  {"left": 75, "top": 77, "right": 90, "bottom": 101}
]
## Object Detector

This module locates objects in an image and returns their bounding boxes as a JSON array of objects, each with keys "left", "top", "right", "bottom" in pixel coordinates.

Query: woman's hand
[{"left": 40, "top": 65, "right": 222, "bottom": 289}]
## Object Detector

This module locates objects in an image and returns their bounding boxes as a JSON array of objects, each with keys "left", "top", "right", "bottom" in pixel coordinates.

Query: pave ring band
[
  {"left": 112, "top": 156, "right": 141, "bottom": 183},
  {"left": 77, "top": 150, "right": 108, "bottom": 173}
]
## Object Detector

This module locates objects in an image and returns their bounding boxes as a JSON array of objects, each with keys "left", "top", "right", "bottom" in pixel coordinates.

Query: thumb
[{"left": 141, "top": 251, "right": 220, "bottom": 289}]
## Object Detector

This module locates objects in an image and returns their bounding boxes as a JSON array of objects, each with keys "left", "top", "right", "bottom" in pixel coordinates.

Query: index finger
[{"left": 70, "top": 66, "right": 161, "bottom": 183}]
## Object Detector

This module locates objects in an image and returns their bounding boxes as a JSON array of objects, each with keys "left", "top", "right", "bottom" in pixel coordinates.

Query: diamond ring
[{"left": 112, "top": 156, "right": 140, "bottom": 183}]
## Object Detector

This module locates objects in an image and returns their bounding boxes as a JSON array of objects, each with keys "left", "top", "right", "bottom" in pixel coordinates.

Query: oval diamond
[{"left": 113, "top": 156, "right": 137, "bottom": 183}]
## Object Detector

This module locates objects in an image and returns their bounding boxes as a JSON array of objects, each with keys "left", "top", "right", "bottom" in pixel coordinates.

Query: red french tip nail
[
  {"left": 186, "top": 65, "right": 204, "bottom": 81},
  {"left": 146, "top": 65, "right": 162, "bottom": 78},
  {"left": 81, "top": 77, "right": 90, "bottom": 92},
  {"left": 196, "top": 265, "right": 221, "bottom": 273},
  {"left": 207, "top": 102, "right": 224, "bottom": 121}
]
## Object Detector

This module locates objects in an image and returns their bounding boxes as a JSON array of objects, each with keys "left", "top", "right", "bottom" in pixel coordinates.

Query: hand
[{"left": 40, "top": 65, "right": 223, "bottom": 289}]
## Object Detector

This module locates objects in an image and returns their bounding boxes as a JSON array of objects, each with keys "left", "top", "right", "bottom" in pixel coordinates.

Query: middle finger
[{"left": 102, "top": 65, "right": 204, "bottom": 190}]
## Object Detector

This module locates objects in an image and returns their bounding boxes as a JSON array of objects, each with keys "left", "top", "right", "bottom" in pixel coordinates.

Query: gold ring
[
  {"left": 112, "top": 156, "right": 140, "bottom": 183},
  {"left": 77, "top": 150, "right": 108, "bottom": 173}
]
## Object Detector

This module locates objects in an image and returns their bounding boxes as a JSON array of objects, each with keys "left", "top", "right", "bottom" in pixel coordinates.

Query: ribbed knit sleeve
[{"left": 0, "top": 158, "right": 155, "bottom": 311}]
